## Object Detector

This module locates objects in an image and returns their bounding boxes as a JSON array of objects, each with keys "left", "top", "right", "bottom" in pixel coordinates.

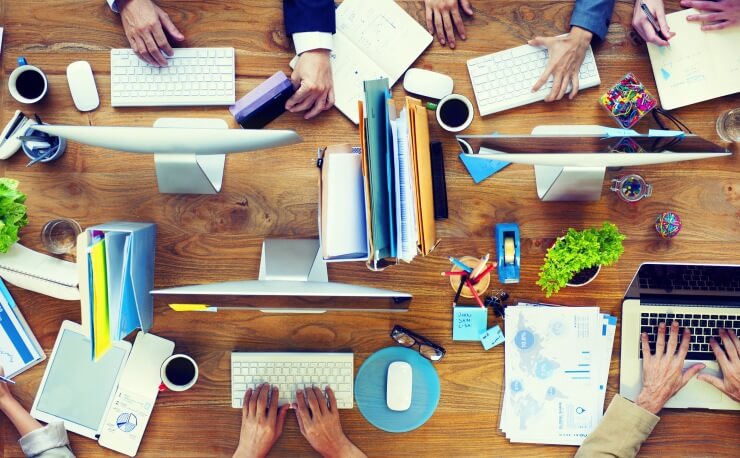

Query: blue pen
[
  {"left": 0, "top": 375, "right": 16, "bottom": 385},
  {"left": 449, "top": 256, "right": 473, "bottom": 273}
]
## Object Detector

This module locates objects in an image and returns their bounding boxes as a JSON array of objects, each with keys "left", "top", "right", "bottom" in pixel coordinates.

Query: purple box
[{"left": 229, "top": 71, "right": 295, "bottom": 128}]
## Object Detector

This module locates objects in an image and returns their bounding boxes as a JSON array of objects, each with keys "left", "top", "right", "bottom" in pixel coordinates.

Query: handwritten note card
[
  {"left": 480, "top": 325, "right": 505, "bottom": 350},
  {"left": 453, "top": 306, "right": 488, "bottom": 341}
]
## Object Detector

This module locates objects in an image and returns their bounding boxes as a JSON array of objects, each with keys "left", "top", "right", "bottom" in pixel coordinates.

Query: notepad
[
  {"left": 647, "top": 9, "right": 740, "bottom": 110},
  {"left": 453, "top": 306, "right": 488, "bottom": 341}
]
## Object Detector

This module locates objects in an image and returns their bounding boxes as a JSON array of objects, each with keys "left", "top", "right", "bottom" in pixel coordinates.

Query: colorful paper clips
[{"left": 599, "top": 73, "right": 657, "bottom": 129}]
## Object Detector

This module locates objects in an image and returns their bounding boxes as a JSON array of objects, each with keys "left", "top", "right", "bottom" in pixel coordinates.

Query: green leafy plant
[
  {"left": 537, "top": 222, "right": 625, "bottom": 298},
  {"left": 0, "top": 178, "right": 29, "bottom": 253}
]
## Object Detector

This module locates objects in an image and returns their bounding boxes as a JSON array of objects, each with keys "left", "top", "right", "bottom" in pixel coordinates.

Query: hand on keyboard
[
  {"left": 529, "top": 26, "right": 594, "bottom": 102},
  {"left": 119, "top": 0, "right": 185, "bottom": 67},
  {"left": 697, "top": 328, "right": 740, "bottom": 403},
  {"left": 286, "top": 50, "right": 335, "bottom": 120},
  {"left": 235, "top": 384, "right": 290, "bottom": 458},
  {"left": 423, "top": 0, "right": 475, "bottom": 49}
]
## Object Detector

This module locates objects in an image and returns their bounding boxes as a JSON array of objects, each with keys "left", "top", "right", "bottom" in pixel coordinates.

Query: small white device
[
  {"left": 386, "top": 361, "right": 412, "bottom": 411},
  {"left": 231, "top": 352, "right": 354, "bottom": 409},
  {"left": 31, "top": 321, "right": 131, "bottom": 439},
  {"left": 403, "top": 68, "right": 454, "bottom": 100},
  {"left": 66, "top": 61, "right": 100, "bottom": 112},
  {"left": 467, "top": 42, "right": 600, "bottom": 116},
  {"left": 110, "top": 48, "right": 235, "bottom": 107}
]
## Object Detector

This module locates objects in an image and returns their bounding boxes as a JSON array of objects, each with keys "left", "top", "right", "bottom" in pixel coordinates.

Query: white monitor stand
[
  {"left": 153, "top": 118, "right": 227, "bottom": 194},
  {"left": 258, "top": 239, "right": 328, "bottom": 283},
  {"left": 531, "top": 125, "right": 612, "bottom": 202}
]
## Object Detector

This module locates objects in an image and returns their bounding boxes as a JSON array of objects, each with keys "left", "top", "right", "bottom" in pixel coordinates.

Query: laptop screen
[{"left": 624, "top": 263, "right": 740, "bottom": 301}]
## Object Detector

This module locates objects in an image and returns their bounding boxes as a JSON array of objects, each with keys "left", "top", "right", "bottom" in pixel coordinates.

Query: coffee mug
[
  {"left": 160, "top": 354, "right": 199, "bottom": 392},
  {"left": 8, "top": 57, "right": 49, "bottom": 104},
  {"left": 435, "top": 94, "right": 474, "bottom": 133}
]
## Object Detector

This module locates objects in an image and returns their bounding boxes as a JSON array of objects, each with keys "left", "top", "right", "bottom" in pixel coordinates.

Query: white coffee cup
[
  {"left": 160, "top": 354, "right": 199, "bottom": 392},
  {"left": 8, "top": 57, "right": 48, "bottom": 104},
  {"left": 435, "top": 93, "right": 474, "bottom": 133}
]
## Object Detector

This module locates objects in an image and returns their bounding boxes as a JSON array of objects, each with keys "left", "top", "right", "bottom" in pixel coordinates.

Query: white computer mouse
[
  {"left": 386, "top": 361, "right": 412, "bottom": 411},
  {"left": 403, "top": 68, "right": 454, "bottom": 100},
  {"left": 66, "top": 61, "right": 99, "bottom": 112}
]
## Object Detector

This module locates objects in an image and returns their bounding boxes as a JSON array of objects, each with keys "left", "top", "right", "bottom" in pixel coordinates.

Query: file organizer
[
  {"left": 318, "top": 78, "right": 438, "bottom": 269},
  {"left": 80, "top": 222, "right": 156, "bottom": 360}
]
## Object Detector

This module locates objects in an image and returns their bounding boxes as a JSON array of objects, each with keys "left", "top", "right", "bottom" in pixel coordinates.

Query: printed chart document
[
  {"left": 0, "top": 280, "right": 44, "bottom": 378},
  {"left": 647, "top": 9, "right": 740, "bottom": 110},
  {"left": 500, "top": 303, "right": 617, "bottom": 445}
]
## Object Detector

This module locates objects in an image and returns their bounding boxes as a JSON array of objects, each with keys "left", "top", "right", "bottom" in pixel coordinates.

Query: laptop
[{"left": 620, "top": 263, "right": 740, "bottom": 410}]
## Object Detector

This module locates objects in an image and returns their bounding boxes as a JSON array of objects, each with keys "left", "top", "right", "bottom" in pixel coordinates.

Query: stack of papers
[
  {"left": 0, "top": 279, "right": 45, "bottom": 377},
  {"left": 500, "top": 303, "right": 617, "bottom": 445}
]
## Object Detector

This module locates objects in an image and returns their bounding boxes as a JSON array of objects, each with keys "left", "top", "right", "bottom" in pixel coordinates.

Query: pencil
[
  {"left": 452, "top": 276, "right": 466, "bottom": 306},
  {"left": 466, "top": 278, "right": 485, "bottom": 308},
  {"left": 469, "top": 253, "right": 490, "bottom": 279},
  {"left": 449, "top": 256, "right": 473, "bottom": 273},
  {"left": 471, "top": 264, "right": 494, "bottom": 284},
  {"left": 440, "top": 271, "right": 466, "bottom": 276}
]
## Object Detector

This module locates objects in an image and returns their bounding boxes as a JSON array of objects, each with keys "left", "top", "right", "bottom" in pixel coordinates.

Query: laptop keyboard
[
  {"left": 639, "top": 312, "right": 740, "bottom": 360},
  {"left": 639, "top": 265, "right": 740, "bottom": 291}
]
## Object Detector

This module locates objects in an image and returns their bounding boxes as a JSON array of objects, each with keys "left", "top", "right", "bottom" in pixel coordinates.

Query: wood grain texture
[{"left": 2, "top": 0, "right": 739, "bottom": 456}]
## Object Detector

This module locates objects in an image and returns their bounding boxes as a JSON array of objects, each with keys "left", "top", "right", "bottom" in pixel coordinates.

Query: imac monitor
[
  {"left": 151, "top": 239, "right": 412, "bottom": 313},
  {"left": 457, "top": 131, "right": 730, "bottom": 201}
]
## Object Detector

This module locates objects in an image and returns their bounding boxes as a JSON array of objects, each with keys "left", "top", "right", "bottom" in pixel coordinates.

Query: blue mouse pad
[{"left": 354, "top": 347, "right": 441, "bottom": 433}]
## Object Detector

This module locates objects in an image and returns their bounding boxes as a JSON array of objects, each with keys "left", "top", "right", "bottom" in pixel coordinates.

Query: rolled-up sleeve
[
  {"left": 107, "top": 0, "right": 118, "bottom": 13},
  {"left": 570, "top": 0, "right": 616, "bottom": 41},
  {"left": 575, "top": 395, "right": 660, "bottom": 458},
  {"left": 19, "top": 422, "right": 76, "bottom": 458}
]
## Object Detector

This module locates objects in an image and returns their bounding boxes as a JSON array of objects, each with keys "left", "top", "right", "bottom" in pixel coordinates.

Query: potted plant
[
  {"left": 0, "top": 178, "right": 28, "bottom": 253},
  {"left": 537, "top": 222, "right": 625, "bottom": 298}
]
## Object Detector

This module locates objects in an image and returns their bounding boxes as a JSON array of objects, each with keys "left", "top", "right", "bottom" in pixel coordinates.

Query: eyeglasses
[{"left": 390, "top": 325, "right": 446, "bottom": 361}]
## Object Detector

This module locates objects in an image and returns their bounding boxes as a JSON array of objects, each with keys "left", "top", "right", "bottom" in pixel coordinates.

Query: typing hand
[
  {"left": 424, "top": 0, "right": 474, "bottom": 49},
  {"left": 118, "top": 0, "right": 184, "bottom": 67},
  {"left": 632, "top": 0, "right": 674, "bottom": 46},
  {"left": 294, "top": 387, "right": 366, "bottom": 458},
  {"left": 233, "top": 384, "right": 289, "bottom": 458},
  {"left": 636, "top": 321, "right": 705, "bottom": 414},
  {"left": 529, "top": 27, "right": 592, "bottom": 102},
  {"left": 682, "top": 0, "right": 740, "bottom": 31},
  {"left": 286, "top": 50, "right": 335, "bottom": 120},
  {"left": 697, "top": 329, "right": 740, "bottom": 402}
]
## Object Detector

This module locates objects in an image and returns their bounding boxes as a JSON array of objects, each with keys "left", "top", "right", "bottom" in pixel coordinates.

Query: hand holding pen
[{"left": 633, "top": 0, "right": 675, "bottom": 46}]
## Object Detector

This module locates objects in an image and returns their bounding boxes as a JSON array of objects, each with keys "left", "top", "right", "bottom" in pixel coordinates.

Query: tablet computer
[{"left": 31, "top": 321, "right": 131, "bottom": 439}]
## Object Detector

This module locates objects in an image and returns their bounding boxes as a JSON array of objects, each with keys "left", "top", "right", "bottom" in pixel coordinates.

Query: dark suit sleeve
[
  {"left": 283, "top": 0, "right": 336, "bottom": 35},
  {"left": 570, "top": 0, "right": 616, "bottom": 41}
]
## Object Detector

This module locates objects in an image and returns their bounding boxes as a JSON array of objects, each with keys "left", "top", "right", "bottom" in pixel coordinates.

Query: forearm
[
  {"left": 1, "top": 398, "right": 44, "bottom": 437},
  {"left": 320, "top": 435, "right": 367, "bottom": 458}
]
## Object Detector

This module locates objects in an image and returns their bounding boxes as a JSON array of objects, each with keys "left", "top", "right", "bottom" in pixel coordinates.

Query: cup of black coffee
[
  {"left": 8, "top": 57, "right": 48, "bottom": 104},
  {"left": 160, "top": 354, "right": 198, "bottom": 392},
  {"left": 435, "top": 94, "right": 473, "bottom": 133}
]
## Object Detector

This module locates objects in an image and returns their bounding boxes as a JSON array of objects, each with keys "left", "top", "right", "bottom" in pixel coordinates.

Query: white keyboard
[
  {"left": 110, "top": 47, "right": 235, "bottom": 107},
  {"left": 467, "top": 43, "right": 600, "bottom": 116},
  {"left": 231, "top": 352, "right": 354, "bottom": 409}
]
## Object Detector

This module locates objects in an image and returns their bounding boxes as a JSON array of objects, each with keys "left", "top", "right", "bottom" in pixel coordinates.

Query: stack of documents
[
  {"left": 358, "top": 78, "right": 437, "bottom": 268},
  {"left": 79, "top": 222, "right": 156, "bottom": 360},
  {"left": 500, "top": 303, "right": 617, "bottom": 445},
  {"left": 0, "top": 279, "right": 45, "bottom": 377}
]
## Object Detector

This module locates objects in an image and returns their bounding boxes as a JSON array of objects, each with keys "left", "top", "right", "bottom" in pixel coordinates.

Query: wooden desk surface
[{"left": 1, "top": 1, "right": 738, "bottom": 456}]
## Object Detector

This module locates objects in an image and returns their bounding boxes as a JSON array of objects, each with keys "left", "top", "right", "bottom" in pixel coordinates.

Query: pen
[
  {"left": 471, "top": 263, "right": 494, "bottom": 284},
  {"left": 469, "top": 253, "right": 490, "bottom": 279},
  {"left": 449, "top": 256, "right": 473, "bottom": 273},
  {"left": 640, "top": 1, "right": 668, "bottom": 41},
  {"left": 4, "top": 113, "right": 24, "bottom": 141},
  {"left": 0, "top": 375, "right": 16, "bottom": 385},
  {"left": 440, "top": 271, "right": 466, "bottom": 276},
  {"left": 452, "top": 276, "right": 466, "bottom": 307},
  {"left": 465, "top": 278, "right": 485, "bottom": 308}
]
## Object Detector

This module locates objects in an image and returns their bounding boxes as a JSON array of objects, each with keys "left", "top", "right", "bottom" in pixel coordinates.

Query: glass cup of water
[
  {"left": 41, "top": 218, "right": 81, "bottom": 254},
  {"left": 716, "top": 108, "right": 740, "bottom": 143}
]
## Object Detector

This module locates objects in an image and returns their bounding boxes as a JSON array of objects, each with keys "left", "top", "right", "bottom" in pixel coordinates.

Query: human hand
[
  {"left": 233, "top": 384, "right": 290, "bottom": 458},
  {"left": 632, "top": 0, "right": 675, "bottom": 46},
  {"left": 424, "top": 0, "right": 474, "bottom": 49},
  {"left": 118, "top": 0, "right": 184, "bottom": 67},
  {"left": 0, "top": 367, "right": 13, "bottom": 408},
  {"left": 682, "top": 0, "right": 740, "bottom": 31},
  {"left": 529, "top": 27, "right": 592, "bottom": 102},
  {"left": 697, "top": 329, "right": 740, "bottom": 402},
  {"left": 636, "top": 321, "right": 705, "bottom": 414},
  {"left": 286, "top": 50, "right": 334, "bottom": 120},
  {"left": 294, "top": 387, "right": 366, "bottom": 458}
]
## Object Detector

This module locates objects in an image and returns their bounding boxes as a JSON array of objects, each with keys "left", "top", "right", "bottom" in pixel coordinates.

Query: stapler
[{"left": 495, "top": 223, "right": 520, "bottom": 284}]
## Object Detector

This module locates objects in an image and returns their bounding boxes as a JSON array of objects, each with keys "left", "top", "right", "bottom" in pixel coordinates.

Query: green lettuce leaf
[{"left": 0, "top": 178, "right": 29, "bottom": 253}]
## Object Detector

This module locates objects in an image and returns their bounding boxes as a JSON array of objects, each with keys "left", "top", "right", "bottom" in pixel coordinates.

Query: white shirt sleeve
[
  {"left": 107, "top": 0, "right": 119, "bottom": 13},
  {"left": 292, "top": 32, "right": 333, "bottom": 55}
]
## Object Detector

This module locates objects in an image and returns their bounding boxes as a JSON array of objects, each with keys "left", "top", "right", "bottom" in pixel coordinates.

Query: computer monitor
[
  {"left": 457, "top": 129, "right": 730, "bottom": 201},
  {"left": 34, "top": 118, "right": 302, "bottom": 195},
  {"left": 151, "top": 239, "right": 412, "bottom": 313}
]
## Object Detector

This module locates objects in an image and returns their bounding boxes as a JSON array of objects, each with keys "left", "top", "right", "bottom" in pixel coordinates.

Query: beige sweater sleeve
[{"left": 575, "top": 395, "right": 660, "bottom": 458}]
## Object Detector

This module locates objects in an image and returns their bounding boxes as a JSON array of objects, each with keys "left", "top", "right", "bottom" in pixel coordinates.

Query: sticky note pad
[
  {"left": 480, "top": 325, "right": 505, "bottom": 350},
  {"left": 459, "top": 153, "right": 510, "bottom": 184},
  {"left": 453, "top": 306, "right": 488, "bottom": 341}
]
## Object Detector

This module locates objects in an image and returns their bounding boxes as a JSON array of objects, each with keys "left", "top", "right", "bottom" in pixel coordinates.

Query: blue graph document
[{"left": 0, "top": 279, "right": 44, "bottom": 377}]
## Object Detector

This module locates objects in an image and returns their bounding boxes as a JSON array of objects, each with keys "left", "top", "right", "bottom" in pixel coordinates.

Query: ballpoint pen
[
  {"left": 640, "top": 1, "right": 669, "bottom": 41},
  {"left": 0, "top": 375, "right": 16, "bottom": 384}
]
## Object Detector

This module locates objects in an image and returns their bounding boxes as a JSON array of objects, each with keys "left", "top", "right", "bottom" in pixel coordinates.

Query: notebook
[
  {"left": 0, "top": 243, "right": 80, "bottom": 301},
  {"left": 290, "top": 0, "right": 432, "bottom": 124},
  {"left": 647, "top": 8, "right": 740, "bottom": 110}
]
